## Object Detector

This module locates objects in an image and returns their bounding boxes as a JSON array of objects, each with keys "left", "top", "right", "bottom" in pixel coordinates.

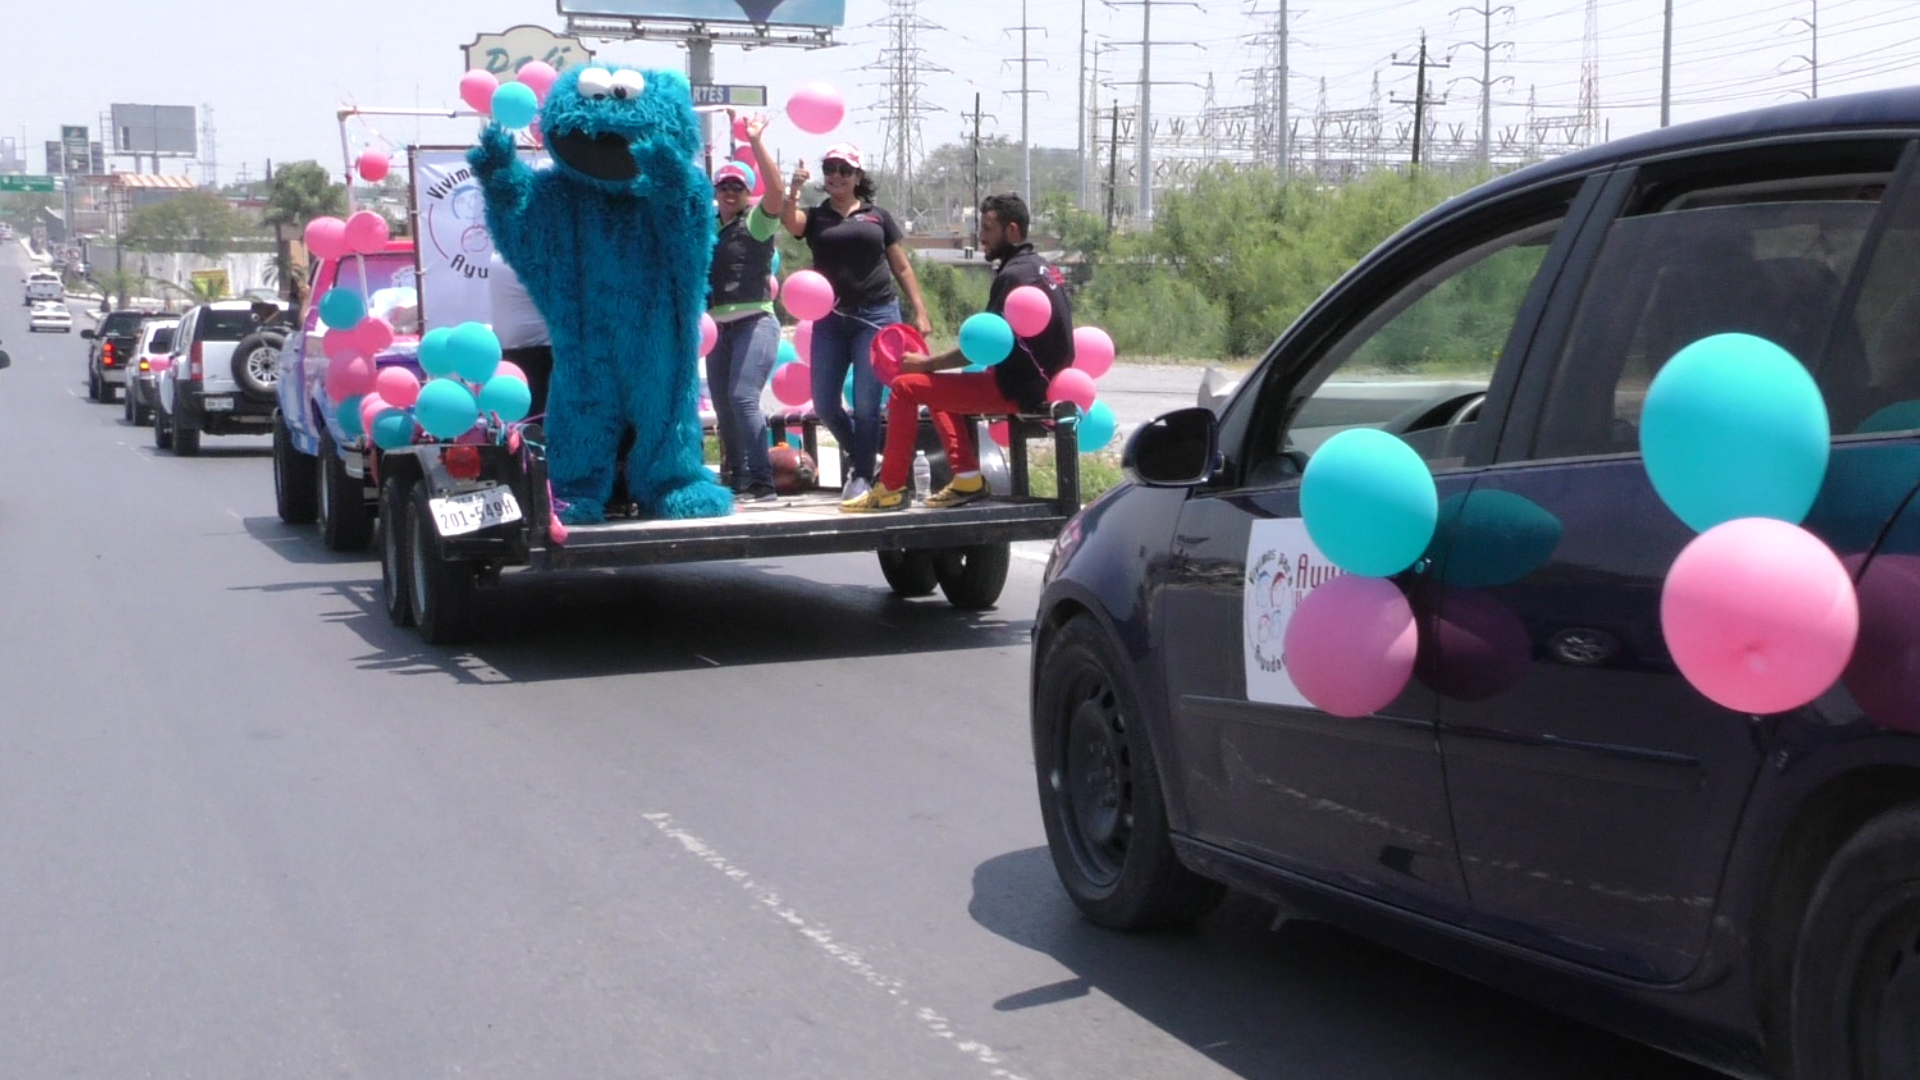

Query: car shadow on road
[
  {"left": 968, "top": 847, "right": 1722, "bottom": 1080},
  {"left": 241, "top": 516, "right": 378, "bottom": 566}
]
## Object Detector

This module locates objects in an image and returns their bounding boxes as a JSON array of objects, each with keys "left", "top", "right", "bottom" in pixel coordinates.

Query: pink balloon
[
  {"left": 516, "top": 60, "right": 558, "bottom": 101},
  {"left": 1004, "top": 285, "right": 1053, "bottom": 338},
  {"left": 772, "top": 361, "right": 812, "bottom": 406},
  {"left": 732, "top": 116, "right": 751, "bottom": 143},
  {"left": 786, "top": 82, "right": 846, "bottom": 135},
  {"left": 322, "top": 327, "right": 364, "bottom": 363},
  {"left": 353, "top": 316, "right": 395, "bottom": 356},
  {"left": 529, "top": 117, "right": 544, "bottom": 148},
  {"left": 326, "top": 355, "right": 376, "bottom": 401},
  {"left": 1073, "top": 326, "right": 1116, "bottom": 379},
  {"left": 375, "top": 366, "right": 422, "bottom": 408},
  {"left": 497, "top": 360, "right": 527, "bottom": 383},
  {"left": 304, "top": 216, "right": 348, "bottom": 261},
  {"left": 357, "top": 150, "right": 390, "bottom": 183},
  {"left": 1283, "top": 574, "right": 1419, "bottom": 718},
  {"left": 699, "top": 312, "right": 718, "bottom": 357},
  {"left": 767, "top": 274, "right": 781, "bottom": 300},
  {"left": 460, "top": 70, "right": 499, "bottom": 115},
  {"left": 359, "top": 392, "right": 391, "bottom": 433},
  {"left": 1844, "top": 554, "right": 1920, "bottom": 732},
  {"left": 988, "top": 420, "right": 1011, "bottom": 448},
  {"left": 1661, "top": 518, "right": 1858, "bottom": 714},
  {"left": 781, "top": 269, "right": 835, "bottom": 322},
  {"left": 794, "top": 320, "right": 814, "bottom": 363},
  {"left": 345, "top": 210, "right": 389, "bottom": 255},
  {"left": 1047, "top": 368, "right": 1098, "bottom": 412}
]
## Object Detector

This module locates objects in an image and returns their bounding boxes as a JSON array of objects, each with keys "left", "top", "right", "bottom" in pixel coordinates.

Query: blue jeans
[
  {"left": 705, "top": 312, "right": 780, "bottom": 489},
  {"left": 809, "top": 301, "right": 901, "bottom": 483}
]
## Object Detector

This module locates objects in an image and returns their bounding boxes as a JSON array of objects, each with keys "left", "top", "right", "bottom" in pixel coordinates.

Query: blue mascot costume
[{"left": 470, "top": 64, "right": 733, "bottom": 524}]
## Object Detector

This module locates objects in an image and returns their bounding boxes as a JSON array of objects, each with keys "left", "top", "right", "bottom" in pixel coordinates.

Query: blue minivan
[{"left": 1032, "top": 88, "right": 1920, "bottom": 1080}]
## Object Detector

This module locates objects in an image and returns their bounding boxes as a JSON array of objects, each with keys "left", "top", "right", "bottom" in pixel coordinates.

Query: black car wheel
[
  {"left": 122, "top": 384, "right": 135, "bottom": 424},
  {"left": 171, "top": 406, "right": 200, "bottom": 456},
  {"left": 86, "top": 368, "right": 101, "bottom": 401},
  {"left": 380, "top": 474, "right": 415, "bottom": 627},
  {"left": 1790, "top": 805, "right": 1920, "bottom": 1080},
  {"left": 877, "top": 550, "right": 939, "bottom": 597},
  {"left": 317, "top": 431, "right": 374, "bottom": 552},
  {"left": 406, "top": 483, "right": 477, "bottom": 645},
  {"left": 932, "top": 542, "right": 1011, "bottom": 610},
  {"left": 1033, "top": 615, "right": 1225, "bottom": 929},
  {"left": 273, "top": 412, "right": 319, "bottom": 525},
  {"left": 153, "top": 399, "right": 173, "bottom": 449}
]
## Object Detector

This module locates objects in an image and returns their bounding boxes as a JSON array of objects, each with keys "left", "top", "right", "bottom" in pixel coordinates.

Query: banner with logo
[
  {"left": 410, "top": 146, "right": 546, "bottom": 332},
  {"left": 1244, "top": 517, "right": 1347, "bottom": 707}
]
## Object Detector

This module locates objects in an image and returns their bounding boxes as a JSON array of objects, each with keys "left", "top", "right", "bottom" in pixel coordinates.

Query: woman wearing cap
[
  {"left": 782, "top": 142, "right": 934, "bottom": 500},
  {"left": 708, "top": 110, "right": 789, "bottom": 503}
]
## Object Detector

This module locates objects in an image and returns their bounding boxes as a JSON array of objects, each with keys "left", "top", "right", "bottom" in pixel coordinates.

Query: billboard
[
  {"left": 553, "top": 0, "right": 844, "bottom": 27},
  {"left": 109, "top": 104, "right": 197, "bottom": 155}
]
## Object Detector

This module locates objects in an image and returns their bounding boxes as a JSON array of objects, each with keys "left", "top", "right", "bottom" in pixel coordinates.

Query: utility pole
[
  {"left": 1105, "top": 101, "right": 1121, "bottom": 232},
  {"left": 1450, "top": 3, "right": 1512, "bottom": 167},
  {"left": 1660, "top": 0, "right": 1673, "bottom": 127},
  {"left": 1792, "top": 0, "right": 1820, "bottom": 99},
  {"left": 1391, "top": 33, "right": 1449, "bottom": 168},
  {"left": 1101, "top": 0, "right": 1201, "bottom": 227},
  {"left": 1077, "top": 0, "right": 1088, "bottom": 207},
  {"left": 962, "top": 92, "right": 997, "bottom": 226},
  {"left": 1278, "top": 0, "right": 1289, "bottom": 174},
  {"left": 1002, "top": 0, "right": 1048, "bottom": 207}
]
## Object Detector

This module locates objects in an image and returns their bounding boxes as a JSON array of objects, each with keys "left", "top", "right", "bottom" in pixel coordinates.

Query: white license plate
[
  {"left": 203, "top": 397, "right": 234, "bottom": 411},
  {"left": 429, "top": 487, "right": 522, "bottom": 537}
]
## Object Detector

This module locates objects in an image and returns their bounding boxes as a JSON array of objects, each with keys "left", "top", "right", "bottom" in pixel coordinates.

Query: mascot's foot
[
  {"left": 557, "top": 497, "right": 607, "bottom": 526},
  {"left": 651, "top": 479, "right": 736, "bottom": 520}
]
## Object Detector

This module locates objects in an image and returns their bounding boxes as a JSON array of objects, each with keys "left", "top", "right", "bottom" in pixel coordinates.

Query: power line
[
  {"left": 1003, "top": 0, "right": 1049, "bottom": 205},
  {"left": 1450, "top": 3, "right": 1513, "bottom": 165}
]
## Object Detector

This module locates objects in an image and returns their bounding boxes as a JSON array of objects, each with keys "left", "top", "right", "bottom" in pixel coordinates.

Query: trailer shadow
[{"left": 967, "top": 847, "right": 1721, "bottom": 1080}]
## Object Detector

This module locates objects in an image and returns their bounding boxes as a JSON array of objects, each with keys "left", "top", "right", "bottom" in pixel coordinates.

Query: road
[{"left": 0, "top": 245, "right": 1720, "bottom": 1080}]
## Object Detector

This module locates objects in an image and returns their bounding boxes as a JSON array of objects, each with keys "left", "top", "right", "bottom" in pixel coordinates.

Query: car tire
[
  {"left": 1787, "top": 804, "right": 1920, "bottom": 1080},
  {"left": 933, "top": 542, "right": 1011, "bottom": 610},
  {"left": 122, "top": 385, "right": 135, "bottom": 425},
  {"left": 171, "top": 408, "right": 199, "bottom": 457},
  {"left": 1033, "top": 615, "right": 1226, "bottom": 930},
  {"left": 100, "top": 381, "right": 116, "bottom": 404},
  {"left": 406, "top": 482, "right": 477, "bottom": 645},
  {"left": 87, "top": 368, "right": 100, "bottom": 401},
  {"left": 317, "top": 431, "right": 374, "bottom": 552},
  {"left": 273, "top": 413, "right": 320, "bottom": 525},
  {"left": 877, "top": 549, "right": 939, "bottom": 597},
  {"left": 153, "top": 399, "right": 173, "bottom": 450},
  {"left": 380, "top": 474, "right": 415, "bottom": 627},
  {"left": 231, "top": 332, "right": 282, "bottom": 402}
]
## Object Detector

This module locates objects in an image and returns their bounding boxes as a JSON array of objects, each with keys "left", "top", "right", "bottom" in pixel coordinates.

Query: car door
[
  {"left": 161, "top": 308, "right": 195, "bottom": 415},
  {"left": 1155, "top": 174, "right": 1600, "bottom": 916},
  {"left": 1428, "top": 137, "right": 1919, "bottom": 982}
]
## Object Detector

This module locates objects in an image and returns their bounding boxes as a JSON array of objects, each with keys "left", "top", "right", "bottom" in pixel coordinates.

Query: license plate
[
  {"left": 203, "top": 397, "right": 234, "bottom": 411},
  {"left": 429, "top": 487, "right": 522, "bottom": 537}
]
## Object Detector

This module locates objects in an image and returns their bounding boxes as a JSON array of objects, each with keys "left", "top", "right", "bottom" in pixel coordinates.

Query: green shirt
[{"left": 709, "top": 203, "right": 780, "bottom": 321}]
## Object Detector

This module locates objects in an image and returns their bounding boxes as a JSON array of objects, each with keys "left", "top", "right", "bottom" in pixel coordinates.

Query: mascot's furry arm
[{"left": 467, "top": 65, "right": 731, "bottom": 525}]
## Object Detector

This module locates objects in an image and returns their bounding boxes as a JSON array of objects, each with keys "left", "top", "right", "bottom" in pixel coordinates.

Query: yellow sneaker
[
  {"left": 840, "top": 482, "right": 909, "bottom": 513},
  {"left": 924, "top": 475, "right": 990, "bottom": 508}
]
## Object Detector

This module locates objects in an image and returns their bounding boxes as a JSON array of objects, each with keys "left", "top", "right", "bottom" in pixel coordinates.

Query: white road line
[{"left": 642, "top": 812, "right": 1034, "bottom": 1080}]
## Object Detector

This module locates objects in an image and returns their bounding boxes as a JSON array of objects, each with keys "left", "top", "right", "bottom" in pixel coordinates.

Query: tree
[
  {"left": 122, "top": 190, "right": 248, "bottom": 258},
  {"left": 263, "top": 161, "right": 347, "bottom": 232},
  {"left": 92, "top": 267, "right": 146, "bottom": 309}
]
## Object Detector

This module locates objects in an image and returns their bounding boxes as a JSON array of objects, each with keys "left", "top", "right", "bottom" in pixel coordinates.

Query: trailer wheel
[
  {"left": 407, "top": 483, "right": 478, "bottom": 645},
  {"left": 934, "top": 542, "right": 1011, "bottom": 610},
  {"left": 317, "top": 430, "right": 374, "bottom": 552},
  {"left": 273, "top": 413, "right": 319, "bottom": 525},
  {"left": 379, "top": 474, "right": 414, "bottom": 627},
  {"left": 877, "top": 550, "right": 939, "bottom": 597}
]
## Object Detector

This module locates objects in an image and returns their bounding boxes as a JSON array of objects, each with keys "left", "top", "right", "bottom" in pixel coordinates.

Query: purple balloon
[
  {"left": 1844, "top": 553, "right": 1920, "bottom": 733},
  {"left": 1415, "top": 587, "right": 1533, "bottom": 702}
]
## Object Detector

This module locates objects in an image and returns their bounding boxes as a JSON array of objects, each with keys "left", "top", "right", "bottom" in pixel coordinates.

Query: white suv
[{"left": 153, "top": 300, "right": 285, "bottom": 456}]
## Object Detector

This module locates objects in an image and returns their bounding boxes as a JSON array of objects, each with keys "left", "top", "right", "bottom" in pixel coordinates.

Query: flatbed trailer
[{"left": 373, "top": 407, "right": 1084, "bottom": 644}]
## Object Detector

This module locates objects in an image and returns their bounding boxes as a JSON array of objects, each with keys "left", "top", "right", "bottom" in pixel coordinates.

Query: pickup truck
[
  {"left": 24, "top": 269, "right": 61, "bottom": 306},
  {"left": 80, "top": 310, "right": 155, "bottom": 403},
  {"left": 152, "top": 299, "right": 288, "bottom": 456}
]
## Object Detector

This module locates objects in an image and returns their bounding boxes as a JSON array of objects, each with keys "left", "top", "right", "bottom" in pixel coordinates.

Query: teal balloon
[
  {"left": 491, "top": 82, "right": 539, "bottom": 130},
  {"left": 415, "top": 378, "right": 480, "bottom": 439},
  {"left": 336, "top": 395, "right": 366, "bottom": 439},
  {"left": 1641, "top": 333, "right": 1829, "bottom": 531},
  {"left": 418, "top": 326, "right": 457, "bottom": 377},
  {"left": 448, "top": 321, "right": 502, "bottom": 383},
  {"left": 1079, "top": 400, "right": 1117, "bottom": 453},
  {"left": 776, "top": 340, "right": 799, "bottom": 368},
  {"left": 770, "top": 250, "right": 782, "bottom": 276},
  {"left": 370, "top": 408, "right": 414, "bottom": 450},
  {"left": 1300, "top": 428, "right": 1439, "bottom": 577},
  {"left": 318, "top": 288, "right": 365, "bottom": 331},
  {"left": 1858, "top": 400, "right": 1920, "bottom": 435},
  {"left": 843, "top": 366, "right": 855, "bottom": 408},
  {"left": 478, "top": 373, "right": 532, "bottom": 423},
  {"left": 959, "top": 313, "right": 1015, "bottom": 367},
  {"left": 1428, "top": 489, "right": 1564, "bottom": 588}
]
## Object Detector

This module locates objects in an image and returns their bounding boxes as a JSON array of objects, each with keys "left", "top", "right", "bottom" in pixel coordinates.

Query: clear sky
[{"left": 7, "top": 0, "right": 1917, "bottom": 188}]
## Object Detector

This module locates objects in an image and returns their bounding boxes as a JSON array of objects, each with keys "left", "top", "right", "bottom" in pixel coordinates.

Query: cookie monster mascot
[{"left": 469, "top": 64, "right": 733, "bottom": 524}]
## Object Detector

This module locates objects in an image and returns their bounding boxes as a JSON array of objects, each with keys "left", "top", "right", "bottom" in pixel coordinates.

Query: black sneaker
[{"left": 736, "top": 482, "right": 779, "bottom": 503}]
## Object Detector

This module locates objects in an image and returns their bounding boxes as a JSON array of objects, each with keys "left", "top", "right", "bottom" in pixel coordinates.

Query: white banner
[
  {"left": 1244, "top": 517, "right": 1347, "bottom": 707},
  {"left": 410, "top": 146, "right": 546, "bottom": 333}
]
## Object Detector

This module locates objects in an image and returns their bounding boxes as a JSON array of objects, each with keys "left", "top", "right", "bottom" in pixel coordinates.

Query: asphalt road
[{"left": 0, "top": 246, "right": 1721, "bottom": 1080}]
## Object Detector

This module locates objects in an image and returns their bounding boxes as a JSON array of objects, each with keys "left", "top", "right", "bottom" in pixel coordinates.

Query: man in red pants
[{"left": 841, "top": 192, "right": 1075, "bottom": 512}]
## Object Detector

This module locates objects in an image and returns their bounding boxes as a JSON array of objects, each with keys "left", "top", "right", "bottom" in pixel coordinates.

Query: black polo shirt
[
  {"left": 803, "top": 200, "right": 904, "bottom": 311},
  {"left": 985, "top": 243, "right": 1076, "bottom": 411}
]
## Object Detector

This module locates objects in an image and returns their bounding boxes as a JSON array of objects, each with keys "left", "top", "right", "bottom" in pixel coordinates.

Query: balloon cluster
[
  {"left": 459, "top": 62, "right": 560, "bottom": 138},
  {"left": 1642, "top": 333, "right": 1857, "bottom": 715},
  {"left": 304, "top": 210, "right": 391, "bottom": 261},
  {"left": 330, "top": 322, "right": 532, "bottom": 451}
]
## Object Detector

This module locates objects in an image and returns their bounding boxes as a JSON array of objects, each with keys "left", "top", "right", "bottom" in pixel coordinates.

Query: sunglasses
[
  {"left": 715, "top": 180, "right": 747, "bottom": 192},
  {"left": 821, "top": 161, "right": 858, "bottom": 177}
]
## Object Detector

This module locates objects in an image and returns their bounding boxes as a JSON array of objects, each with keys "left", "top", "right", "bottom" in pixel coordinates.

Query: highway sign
[
  {"left": 0, "top": 175, "right": 56, "bottom": 193},
  {"left": 692, "top": 84, "right": 768, "bottom": 108}
]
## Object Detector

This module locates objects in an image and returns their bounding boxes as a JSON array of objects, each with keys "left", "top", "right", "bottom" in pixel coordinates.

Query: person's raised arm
[
  {"left": 781, "top": 162, "right": 811, "bottom": 239},
  {"left": 738, "top": 112, "right": 787, "bottom": 219}
]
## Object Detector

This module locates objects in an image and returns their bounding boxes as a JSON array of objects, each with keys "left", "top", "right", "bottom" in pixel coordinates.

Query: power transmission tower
[
  {"left": 1391, "top": 33, "right": 1449, "bottom": 167},
  {"left": 1450, "top": 3, "right": 1512, "bottom": 166},
  {"left": 865, "top": 0, "right": 947, "bottom": 220},
  {"left": 1246, "top": 0, "right": 1291, "bottom": 173},
  {"left": 200, "top": 103, "right": 217, "bottom": 188},
  {"left": 1002, "top": 0, "right": 1048, "bottom": 206},
  {"left": 1579, "top": 0, "right": 1600, "bottom": 143}
]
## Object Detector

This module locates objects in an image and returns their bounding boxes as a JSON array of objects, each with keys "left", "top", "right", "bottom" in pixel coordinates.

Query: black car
[
  {"left": 1032, "top": 86, "right": 1920, "bottom": 1080},
  {"left": 80, "top": 309, "right": 153, "bottom": 404}
]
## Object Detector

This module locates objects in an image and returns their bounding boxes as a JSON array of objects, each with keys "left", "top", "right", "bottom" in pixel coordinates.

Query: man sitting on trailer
[{"left": 841, "top": 192, "right": 1075, "bottom": 513}]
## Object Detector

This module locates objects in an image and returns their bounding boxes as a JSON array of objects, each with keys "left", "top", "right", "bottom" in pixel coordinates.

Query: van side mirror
[{"left": 1124, "top": 407, "right": 1220, "bottom": 487}]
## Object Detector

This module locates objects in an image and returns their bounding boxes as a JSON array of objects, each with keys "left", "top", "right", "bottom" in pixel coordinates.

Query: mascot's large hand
[{"left": 467, "top": 124, "right": 532, "bottom": 261}]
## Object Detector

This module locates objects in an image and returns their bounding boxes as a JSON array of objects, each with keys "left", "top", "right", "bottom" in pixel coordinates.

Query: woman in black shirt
[{"left": 781, "top": 143, "right": 933, "bottom": 498}]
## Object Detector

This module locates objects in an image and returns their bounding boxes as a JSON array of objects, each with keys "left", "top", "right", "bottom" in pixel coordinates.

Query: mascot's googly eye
[
  {"left": 610, "top": 71, "right": 648, "bottom": 100},
  {"left": 577, "top": 68, "right": 614, "bottom": 99}
]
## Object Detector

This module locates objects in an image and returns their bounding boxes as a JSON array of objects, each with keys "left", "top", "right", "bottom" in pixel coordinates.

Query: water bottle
[{"left": 911, "top": 450, "right": 932, "bottom": 502}]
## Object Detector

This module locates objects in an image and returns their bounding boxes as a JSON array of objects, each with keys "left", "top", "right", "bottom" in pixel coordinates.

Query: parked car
[
  {"left": 28, "top": 301, "right": 71, "bottom": 333},
  {"left": 123, "top": 318, "right": 177, "bottom": 427},
  {"left": 152, "top": 300, "right": 287, "bottom": 456},
  {"left": 80, "top": 309, "right": 154, "bottom": 402},
  {"left": 1031, "top": 88, "right": 1920, "bottom": 1080},
  {"left": 23, "top": 269, "right": 61, "bottom": 306}
]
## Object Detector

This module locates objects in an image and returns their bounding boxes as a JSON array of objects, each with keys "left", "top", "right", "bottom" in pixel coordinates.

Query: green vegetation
[
  {"left": 1027, "top": 446, "right": 1126, "bottom": 506},
  {"left": 262, "top": 161, "right": 348, "bottom": 233},
  {"left": 123, "top": 190, "right": 256, "bottom": 258}
]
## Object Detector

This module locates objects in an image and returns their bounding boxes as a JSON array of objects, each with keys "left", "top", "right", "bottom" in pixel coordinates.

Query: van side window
[{"left": 1825, "top": 173, "right": 1920, "bottom": 434}]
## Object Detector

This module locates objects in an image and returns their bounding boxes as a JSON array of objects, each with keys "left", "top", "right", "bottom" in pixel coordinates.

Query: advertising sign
[
  {"left": 464, "top": 25, "right": 595, "bottom": 77},
  {"left": 553, "top": 0, "right": 845, "bottom": 27},
  {"left": 109, "top": 105, "right": 198, "bottom": 155},
  {"left": 60, "top": 126, "right": 89, "bottom": 174},
  {"left": 411, "top": 146, "right": 546, "bottom": 331}
]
